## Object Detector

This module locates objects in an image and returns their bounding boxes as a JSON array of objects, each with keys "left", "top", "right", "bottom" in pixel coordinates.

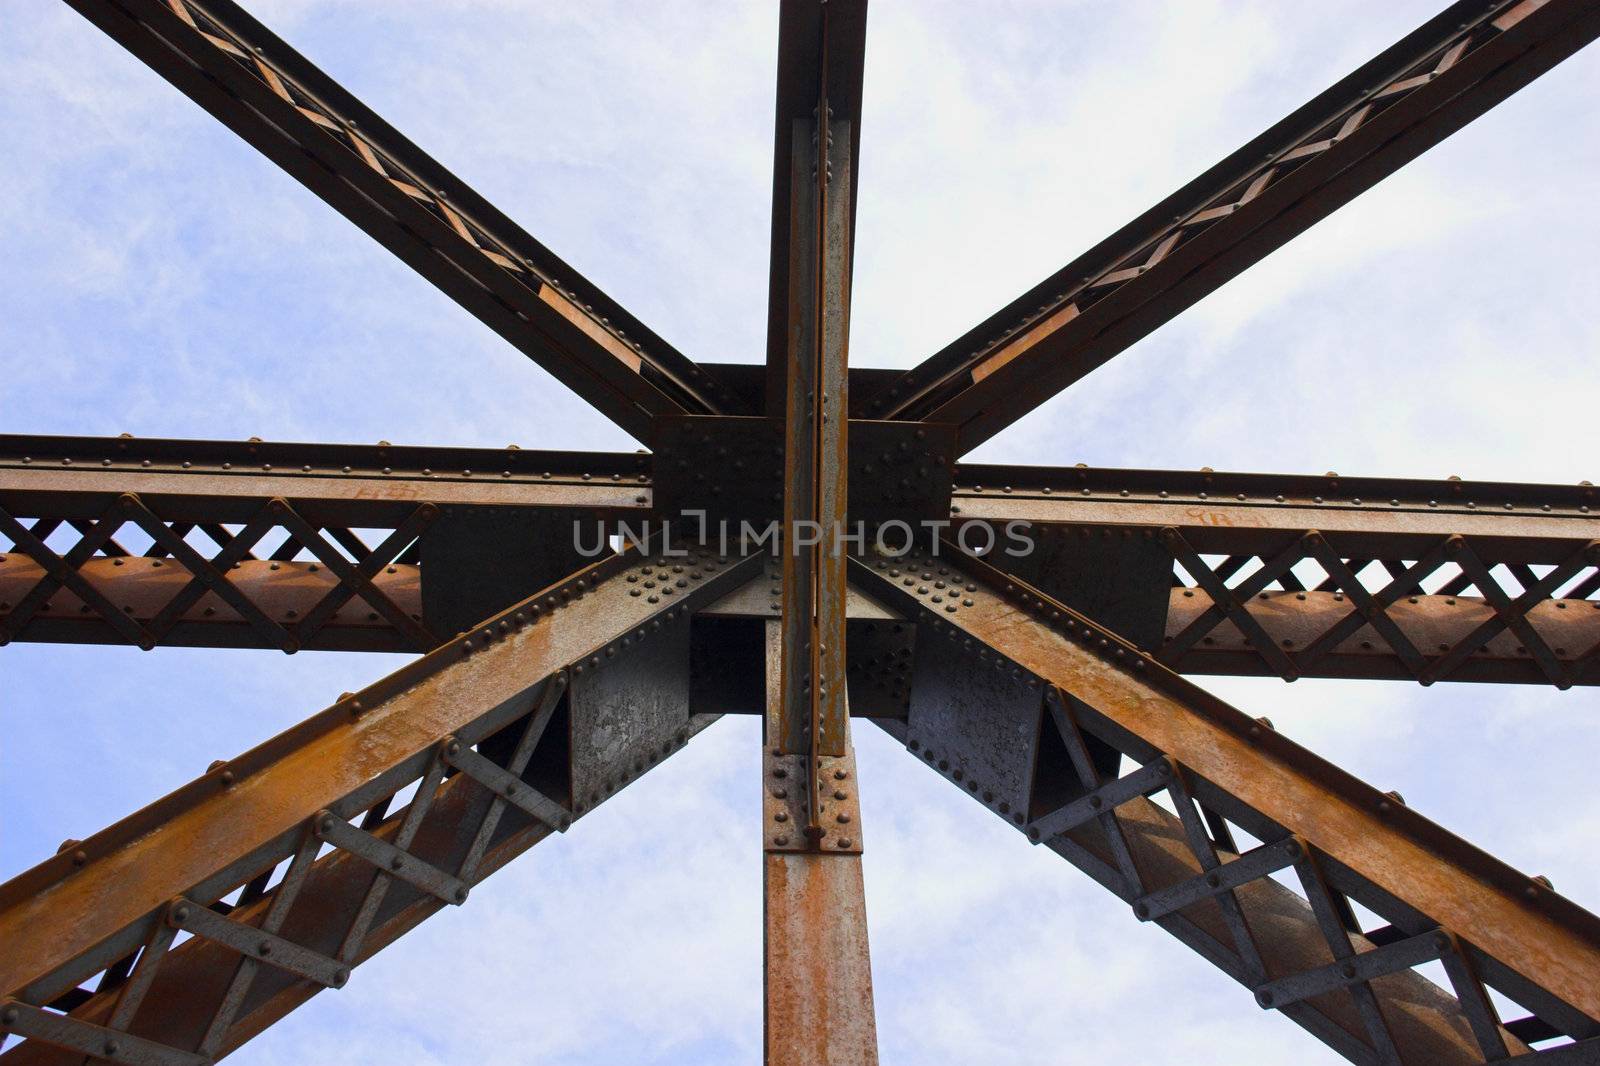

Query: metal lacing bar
[
  {"left": 0, "top": 498, "right": 153, "bottom": 648},
  {"left": 145, "top": 503, "right": 281, "bottom": 645},
  {"left": 0, "top": 998, "right": 205, "bottom": 1065},
  {"left": 1162, "top": 761, "right": 1270, "bottom": 985},
  {"left": 331, "top": 751, "right": 450, "bottom": 965},
  {"left": 1421, "top": 539, "right": 1597, "bottom": 687},
  {"left": 1161, "top": 527, "right": 1303, "bottom": 679},
  {"left": 196, "top": 829, "right": 322, "bottom": 1056},
  {"left": 1133, "top": 835, "right": 1304, "bottom": 923},
  {"left": 443, "top": 742, "right": 572, "bottom": 834},
  {"left": 270, "top": 500, "right": 438, "bottom": 650},
  {"left": 1292, "top": 847, "right": 1404, "bottom": 1063},
  {"left": 313, "top": 812, "right": 469, "bottom": 907},
  {"left": 166, "top": 897, "right": 349, "bottom": 989},
  {"left": 1296, "top": 535, "right": 1451, "bottom": 680},
  {"left": 454, "top": 672, "right": 569, "bottom": 885},
  {"left": 1254, "top": 927, "right": 1452, "bottom": 1011},
  {"left": 120, "top": 494, "right": 297, "bottom": 651},
  {"left": 1035, "top": 690, "right": 1145, "bottom": 897}
]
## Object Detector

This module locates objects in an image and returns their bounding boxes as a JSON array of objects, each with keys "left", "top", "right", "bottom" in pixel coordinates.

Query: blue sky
[{"left": 3, "top": 2, "right": 1599, "bottom": 1062}]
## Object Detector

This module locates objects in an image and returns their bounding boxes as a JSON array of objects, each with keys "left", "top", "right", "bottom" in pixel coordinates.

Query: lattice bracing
[
  {"left": 856, "top": 547, "right": 1600, "bottom": 1063},
  {"left": 0, "top": 546, "right": 755, "bottom": 1063},
  {"left": 956, "top": 463, "right": 1600, "bottom": 686},
  {"left": 0, "top": 491, "right": 435, "bottom": 653},
  {"left": 4, "top": 0, "right": 1599, "bottom": 1062}
]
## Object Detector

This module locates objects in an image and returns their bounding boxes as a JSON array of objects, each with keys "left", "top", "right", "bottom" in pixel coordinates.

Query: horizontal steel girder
[
  {"left": 0, "top": 434, "right": 641, "bottom": 651},
  {"left": 957, "top": 463, "right": 1600, "bottom": 686},
  {"left": 9, "top": 439, "right": 1598, "bottom": 688},
  {"left": 852, "top": 548, "right": 1600, "bottom": 1064},
  {"left": 61, "top": 0, "right": 732, "bottom": 441},
  {"left": 0, "top": 547, "right": 761, "bottom": 1063},
  {"left": 0, "top": 435, "right": 652, "bottom": 522},
  {"left": 866, "top": 0, "right": 1600, "bottom": 452}
]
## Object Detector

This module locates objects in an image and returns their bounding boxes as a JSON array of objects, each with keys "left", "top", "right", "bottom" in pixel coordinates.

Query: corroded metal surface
[
  {"left": 869, "top": 0, "right": 1600, "bottom": 452},
  {"left": 7, "top": 0, "right": 1600, "bottom": 1062},
  {"left": 58, "top": 1, "right": 726, "bottom": 439},
  {"left": 0, "top": 549, "right": 758, "bottom": 1062},
  {"left": 763, "top": 618, "right": 877, "bottom": 1065},
  {"left": 853, "top": 547, "right": 1600, "bottom": 1060},
  {"left": 764, "top": 853, "right": 878, "bottom": 1066}
]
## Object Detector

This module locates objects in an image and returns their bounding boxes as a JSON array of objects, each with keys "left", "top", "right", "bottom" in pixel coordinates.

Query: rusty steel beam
[
  {"left": 852, "top": 548, "right": 1600, "bottom": 1064},
  {"left": 0, "top": 434, "right": 642, "bottom": 651},
  {"left": 762, "top": 8, "right": 880, "bottom": 1059},
  {"left": 954, "top": 463, "right": 1600, "bottom": 685},
  {"left": 0, "top": 547, "right": 761, "bottom": 1063},
  {"left": 763, "top": 624, "right": 878, "bottom": 1066},
  {"left": 764, "top": 0, "right": 867, "bottom": 417},
  {"left": 0, "top": 434, "right": 651, "bottom": 524},
  {"left": 1166, "top": 586, "right": 1600, "bottom": 686},
  {"left": 867, "top": 0, "right": 1600, "bottom": 451},
  {"left": 953, "top": 462, "right": 1600, "bottom": 558},
  {"left": 0, "top": 554, "right": 422, "bottom": 653},
  {"left": 61, "top": 0, "right": 734, "bottom": 441},
  {"left": 773, "top": 0, "right": 860, "bottom": 763}
]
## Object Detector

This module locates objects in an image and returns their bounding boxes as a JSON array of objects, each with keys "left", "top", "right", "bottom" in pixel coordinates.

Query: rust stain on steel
[
  {"left": 953, "top": 494, "right": 1600, "bottom": 549},
  {"left": 0, "top": 556, "right": 420, "bottom": 629},
  {"left": 1166, "top": 588, "right": 1600, "bottom": 664},
  {"left": 934, "top": 558, "right": 1600, "bottom": 1020},
  {"left": 0, "top": 770, "right": 556, "bottom": 1062},
  {"left": 538, "top": 285, "right": 644, "bottom": 374},
  {"left": 968, "top": 301, "right": 1077, "bottom": 385},
  {"left": 0, "top": 463, "right": 645, "bottom": 513},
  {"left": 0, "top": 551, "right": 761, "bottom": 998},
  {"left": 764, "top": 852, "right": 878, "bottom": 1066},
  {"left": 1080, "top": 797, "right": 1516, "bottom": 1062}
]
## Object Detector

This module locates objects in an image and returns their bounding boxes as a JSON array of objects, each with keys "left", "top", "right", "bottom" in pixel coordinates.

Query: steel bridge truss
[{"left": 3, "top": 1, "right": 1599, "bottom": 1063}]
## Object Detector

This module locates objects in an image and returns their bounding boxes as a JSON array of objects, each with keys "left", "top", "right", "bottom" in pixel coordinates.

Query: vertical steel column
[
  {"left": 764, "top": 623, "right": 879, "bottom": 1066},
  {"left": 776, "top": 103, "right": 852, "bottom": 777},
  {"left": 766, "top": 5, "right": 877, "bottom": 1057}
]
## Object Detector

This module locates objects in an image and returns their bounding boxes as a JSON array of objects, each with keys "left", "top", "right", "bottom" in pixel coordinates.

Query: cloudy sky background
[{"left": 2, "top": 1, "right": 1599, "bottom": 1062}]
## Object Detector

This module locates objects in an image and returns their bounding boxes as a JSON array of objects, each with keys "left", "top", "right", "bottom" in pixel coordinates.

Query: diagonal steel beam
[
  {"left": 866, "top": 0, "right": 1600, "bottom": 452},
  {"left": 0, "top": 546, "right": 761, "bottom": 1063},
  {"left": 852, "top": 547, "right": 1600, "bottom": 1064},
  {"left": 953, "top": 461, "right": 1600, "bottom": 685},
  {"left": 60, "top": 0, "right": 733, "bottom": 441}
]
